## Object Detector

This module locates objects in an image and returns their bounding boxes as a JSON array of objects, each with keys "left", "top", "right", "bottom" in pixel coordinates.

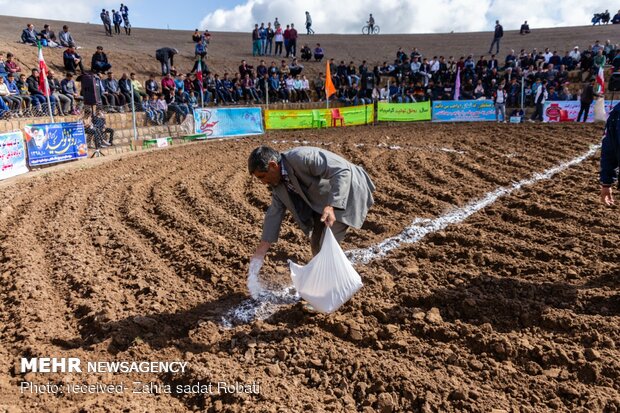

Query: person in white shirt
[
  {"left": 493, "top": 81, "right": 507, "bottom": 122},
  {"left": 569, "top": 47, "right": 581, "bottom": 65},
  {"left": 285, "top": 75, "right": 297, "bottom": 101},
  {"left": 543, "top": 48, "right": 553, "bottom": 64}
]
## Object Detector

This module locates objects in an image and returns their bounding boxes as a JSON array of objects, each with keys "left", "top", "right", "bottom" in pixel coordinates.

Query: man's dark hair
[{"left": 248, "top": 146, "right": 280, "bottom": 174}]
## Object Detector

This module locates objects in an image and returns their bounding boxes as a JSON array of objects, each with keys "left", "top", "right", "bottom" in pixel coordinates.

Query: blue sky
[{"left": 0, "top": 0, "right": 614, "bottom": 33}]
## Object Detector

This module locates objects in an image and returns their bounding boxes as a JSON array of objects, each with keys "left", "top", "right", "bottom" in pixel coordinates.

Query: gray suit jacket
[{"left": 261, "top": 147, "right": 376, "bottom": 243}]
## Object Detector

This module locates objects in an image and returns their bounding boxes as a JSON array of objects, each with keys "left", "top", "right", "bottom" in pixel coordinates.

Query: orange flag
[{"left": 325, "top": 60, "right": 336, "bottom": 99}]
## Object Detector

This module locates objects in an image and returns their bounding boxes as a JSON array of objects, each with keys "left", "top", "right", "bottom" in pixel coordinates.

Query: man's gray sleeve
[
  {"left": 305, "top": 151, "right": 351, "bottom": 209},
  {"left": 261, "top": 192, "right": 286, "bottom": 243}
]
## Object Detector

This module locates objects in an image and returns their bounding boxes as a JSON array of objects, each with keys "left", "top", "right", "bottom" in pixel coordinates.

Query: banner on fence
[
  {"left": 0, "top": 131, "right": 28, "bottom": 181},
  {"left": 377, "top": 101, "right": 431, "bottom": 122},
  {"left": 24, "top": 122, "right": 87, "bottom": 167},
  {"left": 193, "top": 107, "right": 264, "bottom": 137},
  {"left": 543, "top": 100, "right": 620, "bottom": 123},
  {"left": 265, "top": 105, "right": 374, "bottom": 129},
  {"left": 432, "top": 100, "right": 496, "bottom": 122}
]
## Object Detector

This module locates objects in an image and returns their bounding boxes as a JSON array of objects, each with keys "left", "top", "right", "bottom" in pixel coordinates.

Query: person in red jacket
[
  {"left": 283, "top": 25, "right": 291, "bottom": 57},
  {"left": 288, "top": 23, "right": 298, "bottom": 58}
]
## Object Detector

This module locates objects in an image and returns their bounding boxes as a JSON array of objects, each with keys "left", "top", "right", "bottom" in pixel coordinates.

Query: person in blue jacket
[{"left": 600, "top": 101, "right": 620, "bottom": 205}]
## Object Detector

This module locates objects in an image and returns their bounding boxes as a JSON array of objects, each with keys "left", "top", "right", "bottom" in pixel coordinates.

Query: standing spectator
[
  {"left": 155, "top": 47, "right": 178, "bottom": 75},
  {"left": 63, "top": 46, "right": 85, "bottom": 73},
  {"left": 120, "top": 3, "right": 129, "bottom": 21},
  {"left": 113, "top": 10, "right": 122, "bottom": 35},
  {"left": 91, "top": 46, "right": 111, "bottom": 74},
  {"left": 367, "top": 14, "right": 375, "bottom": 34},
  {"left": 192, "top": 29, "right": 202, "bottom": 42},
  {"left": 612, "top": 10, "right": 620, "bottom": 24},
  {"left": 530, "top": 79, "right": 547, "bottom": 121},
  {"left": 599, "top": 101, "right": 620, "bottom": 206},
  {"left": 576, "top": 79, "right": 600, "bottom": 122},
  {"left": 59, "top": 25, "right": 76, "bottom": 48},
  {"left": 258, "top": 23, "right": 267, "bottom": 55},
  {"left": 100, "top": 9, "right": 112, "bottom": 37},
  {"left": 252, "top": 24, "right": 261, "bottom": 57},
  {"left": 274, "top": 25, "right": 284, "bottom": 56},
  {"left": 47, "top": 70, "right": 71, "bottom": 116},
  {"left": 283, "top": 25, "right": 291, "bottom": 57},
  {"left": 520, "top": 20, "right": 530, "bottom": 34},
  {"left": 21, "top": 24, "right": 38, "bottom": 45},
  {"left": 265, "top": 23, "right": 274, "bottom": 55},
  {"left": 123, "top": 14, "right": 131, "bottom": 35},
  {"left": 488, "top": 20, "right": 503, "bottom": 54},
  {"left": 305, "top": 12, "right": 314, "bottom": 35},
  {"left": 493, "top": 81, "right": 507, "bottom": 122},
  {"left": 60, "top": 72, "right": 82, "bottom": 114},
  {"left": 289, "top": 24, "right": 298, "bottom": 58}
]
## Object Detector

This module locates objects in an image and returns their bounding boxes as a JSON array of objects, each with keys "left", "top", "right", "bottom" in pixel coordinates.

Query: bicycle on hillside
[{"left": 362, "top": 24, "right": 380, "bottom": 35}]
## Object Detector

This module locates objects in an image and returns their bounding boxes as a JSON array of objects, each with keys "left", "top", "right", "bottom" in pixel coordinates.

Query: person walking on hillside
[
  {"left": 600, "top": 101, "right": 620, "bottom": 205},
  {"left": 247, "top": 146, "right": 376, "bottom": 263},
  {"left": 305, "top": 12, "right": 314, "bottom": 35},
  {"left": 576, "top": 78, "right": 601, "bottom": 122},
  {"left": 100, "top": 9, "right": 112, "bottom": 37},
  {"left": 488, "top": 20, "right": 503, "bottom": 54}
]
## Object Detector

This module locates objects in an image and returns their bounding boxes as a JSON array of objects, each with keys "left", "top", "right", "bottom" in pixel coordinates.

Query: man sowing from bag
[{"left": 248, "top": 146, "right": 375, "bottom": 263}]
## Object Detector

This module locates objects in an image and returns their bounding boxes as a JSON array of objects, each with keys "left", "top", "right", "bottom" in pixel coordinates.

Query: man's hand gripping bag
[{"left": 289, "top": 228, "right": 363, "bottom": 313}]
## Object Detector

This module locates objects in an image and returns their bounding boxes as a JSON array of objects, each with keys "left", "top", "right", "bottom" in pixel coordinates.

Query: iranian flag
[
  {"left": 37, "top": 43, "right": 50, "bottom": 96},
  {"left": 196, "top": 56, "right": 203, "bottom": 83},
  {"left": 596, "top": 67, "right": 605, "bottom": 94}
]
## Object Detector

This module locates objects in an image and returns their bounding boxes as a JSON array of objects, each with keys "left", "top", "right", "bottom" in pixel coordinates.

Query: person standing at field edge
[
  {"left": 248, "top": 146, "right": 376, "bottom": 269},
  {"left": 600, "top": 101, "right": 620, "bottom": 205}
]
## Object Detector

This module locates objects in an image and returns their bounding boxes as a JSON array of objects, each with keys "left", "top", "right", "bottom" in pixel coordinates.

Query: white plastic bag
[
  {"left": 594, "top": 97, "right": 606, "bottom": 122},
  {"left": 289, "top": 227, "right": 363, "bottom": 313}
]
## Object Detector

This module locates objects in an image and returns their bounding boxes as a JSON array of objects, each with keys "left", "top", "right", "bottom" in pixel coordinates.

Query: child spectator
[{"left": 5, "top": 74, "right": 23, "bottom": 115}]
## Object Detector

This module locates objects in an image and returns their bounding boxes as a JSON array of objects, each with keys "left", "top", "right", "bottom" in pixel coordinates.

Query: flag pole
[
  {"left": 43, "top": 75, "right": 54, "bottom": 123},
  {"left": 130, "top": 82, "right": 137, "bottom": 148}
]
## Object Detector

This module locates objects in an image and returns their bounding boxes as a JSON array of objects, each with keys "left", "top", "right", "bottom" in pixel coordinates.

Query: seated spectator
[
  {"left": 144, "top": 94, "right": 163, "bottom": 125},
  {"left": 613, "top": 10, "right": 620, "bottom": 24},
  {"left": 91, "top": 46, "right": 112, "bottom": 74},
  {"left": 47, "top": 70, "right": 71, "bottom": 116},
  {"left": 15, "top": 74, "right": 32, "bottom": 115},
  {"left": 60, "top": 72, "right": 82, "bottom": 115},
  {"left": 314, "top": 44, "right": 324, "bottom": 62},
  {"left": 21, "top": 24, "right": 38, "bottom": 45},
  {"left": 59, "top": 25, "right": 76, "bottom": 48},
  {"left": 289, "top": 58, "right": 304, "bottom": 77},
  {"left": 130, "top": 73, "right": 147, "bottom": 99},
  {"left": 161, "top": 73, "right": 176, "bottom": 102},
  {"left": 300, "top": 44, "right": 311, "bottom": 62},
  {"left": 0, "top": 76, "right": 21, "bottom": 113},
  {"left": 473, "top": 79, "right": 485, "bottom": 99},
  {"left": 461, "top": 78, "right": 475, "bottom": 99},
  {"left": 0, "top": 94, "right": 10, "bottom": 119},
  {"left": 63, "top": 47, "right": 85, "bottom": 74},
  {"left": 593, "top": 49, "right": 606, "bottom": 70},
  {"left": 0, "top": 53, "right": 7, "bottom": 81},
  {"left": 102, "top": 71, "right": 126, "bottom": 109},
  {"left": 119, "top": 73, "right": 142, "bottom": 109},
  {"left": 144, "top": 74, "right": 159, "bottom": 99},
  {"left": 4, "top": 53, "right": 20, "bottom": 77},
  {"left": 4, "top": 73, "right": 23, "bottom": 114},
  {"left": 39, "top": 24, "right": 58, "bottom": 47},
  {"left": 27, "top": 69, "right": 54, "bottom": 115},
  {"left": 519, "top": 21, "right": 530, "bottom": 34}
]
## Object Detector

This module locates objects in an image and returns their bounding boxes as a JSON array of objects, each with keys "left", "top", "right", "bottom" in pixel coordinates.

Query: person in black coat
[
  {"left": 91, "top": 46, "right": 112, "bottom": 74},
  {"left": 155, "top": 47, "right": 178, "bottom": 75}
]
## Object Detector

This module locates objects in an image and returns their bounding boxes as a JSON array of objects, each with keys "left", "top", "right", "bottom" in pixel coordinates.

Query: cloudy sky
[{"left": 0, "top": 0, "right": 614, "bottom": 32}]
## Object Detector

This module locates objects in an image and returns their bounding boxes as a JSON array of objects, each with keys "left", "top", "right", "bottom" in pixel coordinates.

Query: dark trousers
[
  {"left": 275, "top": 41, "right": 283, "bottom": 55},
  {"left": 576, "top": 101, "right": 591, "bottom": 122},
  {"left": 531, "top": 102, "right": 544, "bottom": 121},
  {"left": 310, "top": 212, "right": 348, "bottom": 256},
  {"left": 489, "top": 37, "right": 501, "bottom": 53}
]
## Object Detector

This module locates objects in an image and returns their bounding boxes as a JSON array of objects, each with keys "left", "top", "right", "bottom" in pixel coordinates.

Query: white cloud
[
  {"left": 0, "top": 0, "right": 129, "bottom": 25},
  {"left": 200, "top": 0, "right": 614, "bottom": 34}
]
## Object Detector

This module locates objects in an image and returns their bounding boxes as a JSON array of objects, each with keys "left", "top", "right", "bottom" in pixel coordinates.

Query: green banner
[
  {"left": 377, "top": 101, "right": 431, "bottom": 122},
  {"left": 265, "top": 105, "right": 374, "bottom": 130}
]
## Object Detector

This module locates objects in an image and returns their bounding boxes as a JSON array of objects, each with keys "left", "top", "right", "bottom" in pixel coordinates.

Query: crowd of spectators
[{"left": 4, "top": 13, "right": 620, "bottom": 124}]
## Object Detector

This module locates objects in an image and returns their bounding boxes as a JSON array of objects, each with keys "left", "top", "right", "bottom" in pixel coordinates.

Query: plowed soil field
[{"left": 0, "top": 122, "right": 619, "bottom": 413}]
